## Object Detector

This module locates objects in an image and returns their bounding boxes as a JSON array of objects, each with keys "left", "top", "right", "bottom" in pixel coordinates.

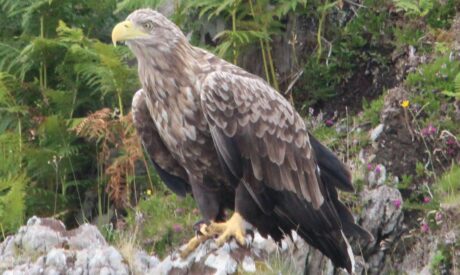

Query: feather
[{"left": 131, "top": 89, "right": 190, "bottom": 197}]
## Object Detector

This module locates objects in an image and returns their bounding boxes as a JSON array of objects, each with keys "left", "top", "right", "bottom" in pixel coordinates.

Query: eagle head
[{"left": 112, "top": 9, "right": 185, "bottom": 50}]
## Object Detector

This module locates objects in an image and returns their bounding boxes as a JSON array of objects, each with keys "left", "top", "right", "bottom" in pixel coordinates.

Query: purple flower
[
  {"left": 172, "top": 224, "right": 183, "bottom": 233},
  {"left": 446, "top": 137, "right": 456, "bottom": 145},
  {"left": 392, "top": 199, "right": 402, "bottom": 209},
  {"left": 421, "top": 124, "right": 437, "bottom": 137},
  {"left": 325, "top": 119, "right": 334, "bottom": 127},
  {"left": 421, "top": 222, "right": 430, "bottom": 233},
  {"left": 421, "top": 129, "right": 429, "bottom": 136},
  {"left": 367, "top": 164, "right": 373, "bottom": 171},
  {"left": 375, "top": 165, "right": 381, "bottom": 174},
  {"left": 423, "top": 196, "right": 431, "bottom": 203}
]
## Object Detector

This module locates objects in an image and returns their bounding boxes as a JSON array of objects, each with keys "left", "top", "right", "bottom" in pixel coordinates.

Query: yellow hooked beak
[{"left": 111, "top": 20, "right": 147, "bottom": 46}]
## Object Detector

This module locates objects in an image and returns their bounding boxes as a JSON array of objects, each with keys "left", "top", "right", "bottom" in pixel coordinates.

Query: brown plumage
[{"left": 112, "top": 9, "right": 372, "bottom": 273}]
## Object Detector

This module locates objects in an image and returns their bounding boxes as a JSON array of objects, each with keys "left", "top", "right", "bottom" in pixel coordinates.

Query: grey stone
[{"left": 242, "top": 256, "right": 256, "bottom": 272}]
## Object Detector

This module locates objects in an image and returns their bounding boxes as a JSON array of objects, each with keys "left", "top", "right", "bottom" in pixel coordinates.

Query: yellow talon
[
  {"left": 206, "top": 212, "right": 247, "bottom": 247},
  {"left": 180, "top": 213, "right": 247, "bottom": 257},
  {"left": 180, "top": 234, "right": 210, "bottom": 258},
  {"left": 180, "top": 223, "right": 211, "bottom": 258}
]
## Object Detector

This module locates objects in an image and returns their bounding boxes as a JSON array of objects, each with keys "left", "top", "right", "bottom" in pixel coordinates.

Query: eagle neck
[{"left": 137, "top": 39, "right": 202, "bottom": 102}]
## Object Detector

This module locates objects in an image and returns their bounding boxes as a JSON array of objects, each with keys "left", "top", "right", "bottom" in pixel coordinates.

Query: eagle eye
[{"left": 142, "top": 21, "right": 154, "bottom": 31}]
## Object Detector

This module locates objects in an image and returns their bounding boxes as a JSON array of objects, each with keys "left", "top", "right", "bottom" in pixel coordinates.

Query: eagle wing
[
  {"left": 200, "top": 71, "right": 369, "bottom": 271},
  {"left": 201, "top": 71, "right": 326, "bottom": 209},
  {"left": 132, "top": 89, "right": 190, "bottom": 196}
]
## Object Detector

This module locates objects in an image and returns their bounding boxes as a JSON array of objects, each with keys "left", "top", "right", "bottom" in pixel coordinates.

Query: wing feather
[
  {"left": 201, "top": 72, "right": 324, "bottom": 209},
  {"left": 132, "top": 89, "right": 190, "bottom": 197}
]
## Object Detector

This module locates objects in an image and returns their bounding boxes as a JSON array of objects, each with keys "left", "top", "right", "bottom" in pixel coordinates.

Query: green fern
[
  {"left": 442, "top": 72, "right": 460, "bottom": 99},
  {"left": 0, "top": 131, "right": 27, "bottom": 235},
  {"left": 393, "top": 0, "right": 434, "bottom": 17},
  {"left": 0, "top": 173, "right": 28, "bottom": 235},
  {"left": 115, "top": 0, "right": 164, "bottom": 14}
]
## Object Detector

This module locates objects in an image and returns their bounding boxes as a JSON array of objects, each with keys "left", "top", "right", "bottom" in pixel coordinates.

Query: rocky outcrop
[
  {"left": 0, "top": 216, "right": 130, "bottom": 275},
  {"left": 0, "top": 183, "right": 407, "bottom": 275},
  {"left": 359, "top": 185, "right": 404, "bottom": 274},
  {"left": 0, "top": 216, "right": 321, "bottom": 274}
]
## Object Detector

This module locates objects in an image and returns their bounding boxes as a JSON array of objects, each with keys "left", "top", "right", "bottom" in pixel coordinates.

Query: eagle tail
[
  {"left": 334, "top": 197, "right": 374, "bottom": 241},
  {"left": 310, "top": 133, "right": 374, "bottom": 241},
  {"left": 272, "top": 193, "right": 355, "bottom": 273},
  {"left": 309, "top": 134, "right": 354, "bottom": 192}
]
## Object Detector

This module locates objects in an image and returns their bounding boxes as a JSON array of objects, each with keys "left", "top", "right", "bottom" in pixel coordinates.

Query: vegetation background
[{"left": 0, "top": 0, "right": 459, "bottom": 273}]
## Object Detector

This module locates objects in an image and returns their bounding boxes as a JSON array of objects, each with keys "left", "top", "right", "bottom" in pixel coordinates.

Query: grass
[
  {"left": 125, "top": 191, "right": 200, "bottom": 258},
  {"left": 361, "top": 95, "right": 385, "bottom": 127},
  {"left": 435, "top": 164, "right": 460, "bottom": 207}
]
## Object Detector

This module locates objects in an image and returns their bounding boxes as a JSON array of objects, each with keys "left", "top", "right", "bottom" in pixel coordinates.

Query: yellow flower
[
  {"left": 401, "top": 100, "right": 410, "bottom": 108},
  {"left": 146, "top": 189, "right": 152, "bottom": 196}
]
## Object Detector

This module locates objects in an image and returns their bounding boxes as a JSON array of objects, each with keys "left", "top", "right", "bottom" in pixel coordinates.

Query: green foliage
[
  {"left": 0, "top": 132, "right": 27, "bottom": 235},
  {"left": 442, "top": 71, "right": 460, "bottom": 98},
  {"left": 397, "top": 174, "right": 414, "bottom": 189},
  {"left": 435, "top": 164, "right": 460, "bottom": 206},
  {"left": 0, "top": 0, "right": 144, "bottom": 230},
  {"left": 407, "top": 55, "right": 460, "bottom": 92},
  {"left": 181, "top": 0, "right": 307, "bottom": 89},
  {"left": 393, "top": 23, "right": 426, "bottom": 49},
  {"left": 425, "top": 0, "right": 458, "bottom": 29},
  {"left": 128, "top": 193, "right": 200, "bottom": 257},
  {"left": 430, "top": 244, "right": 455, "bottom": 275},
  {"left": 362, "top": 95, "right": 385, "bottom": 126},
  {"left": 312, "top": 124, "right": 339, "bottom": 147},
  {"left": 393, "top": 0, "right": 435, "bottom": 17},
  {"left": 0, "top": 173, "right": 28, "bottom": 235},
  {"left": 403, "top": 46, "right": 460, "bottom": 146},
  {"left": 295, "top": 0, "right": 394, "bottom": 108},
  {"left": 115, "top": 0, "right": 164, "bottom": 14}
]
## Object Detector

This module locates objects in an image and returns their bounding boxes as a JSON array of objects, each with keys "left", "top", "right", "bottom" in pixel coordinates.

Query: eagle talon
[
  {"left": 206, "top": 212, "right": 246, "bottom": 247},
  {"left": 180, "top": 233, "right": 211, "bottom": 258},
  {"left": 193, "top": 220, "right": 209, "bottom": 235}
]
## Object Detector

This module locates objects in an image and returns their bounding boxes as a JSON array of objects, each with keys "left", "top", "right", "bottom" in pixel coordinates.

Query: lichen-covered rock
[
  {"left": 361, "top": 185, "right": 403, "bottom": 241},
  {"left": 359, "top": 185, "right": 404, "bottom": 274},
  {"left": 0, "top": 216, "right": 132, "bottom": 275},
  {"left": 2, "top": 216, "right": 353, "bottom": 275},
  {"left": 1, "top": 205, "right": 408, "bottom": 275},
  {"left": 149, "top": 231, "right": 309, "bottom": 275}
]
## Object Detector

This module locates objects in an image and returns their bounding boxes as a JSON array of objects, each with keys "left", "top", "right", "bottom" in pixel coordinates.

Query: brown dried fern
[{"left": 74, "top": 109, "right": 145, "bottom": 207}]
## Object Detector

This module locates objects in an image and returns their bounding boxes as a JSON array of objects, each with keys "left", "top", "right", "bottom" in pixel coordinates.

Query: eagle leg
[{"left": 205, "top": 212, "right": 246, "bottom": 246}]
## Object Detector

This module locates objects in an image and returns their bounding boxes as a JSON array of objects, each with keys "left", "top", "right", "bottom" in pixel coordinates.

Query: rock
[
  {"left": 3, "top": 216, "right": 369, "bottom": 274},
  {"left": 67, "top": 223, "right": 107, "bottom": 250},
  {"left": 0, "top": 216, "right": 134, "bottom": 275},
  {"left": 367, "top": 164, "right": 387, "bottom": 187},
  {"left": 361, "top": 185, "right": 403, "bottom": 242},
  {"left": 241, "top": 256, "right": 256, "bottom": 272},
  {"left": 14, "top": 216, "right": 67, "bottom": 256},
  {"left": 0, "top": 204, "right": 412, "bottom": 275},
  {"left": 370, "top": 123, "right": 385, "bottom": 142},
  {"left": 359, "top": 185, "right": 404, "bottom": 274}
]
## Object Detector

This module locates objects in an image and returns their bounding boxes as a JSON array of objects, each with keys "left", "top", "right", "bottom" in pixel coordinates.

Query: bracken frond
[{"left": 73, "top": 108, "right": 112, "bottom": 142}]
